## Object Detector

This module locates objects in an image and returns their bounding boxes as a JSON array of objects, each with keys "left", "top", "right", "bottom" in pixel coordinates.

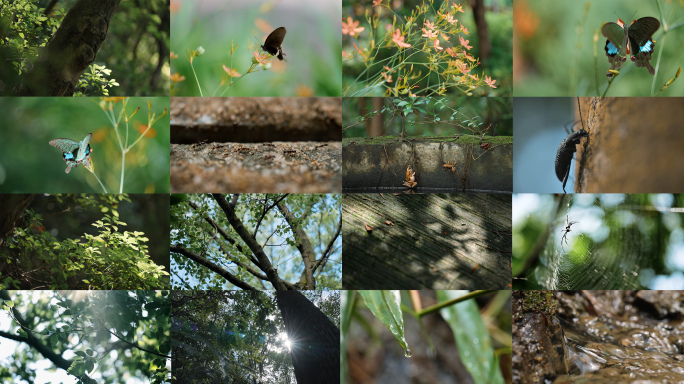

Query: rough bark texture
[
  {"left": 21, "top": 0, "right": 120, "bottom": 96},
  {"left": 0, "top": 194, "right": 34, "bottom": 240},
  {"left": 577, "top": 97, "right": 684, "bottom": 192},
  {"left": 275, "top": 291, "right": 340, "bottom": 384}
]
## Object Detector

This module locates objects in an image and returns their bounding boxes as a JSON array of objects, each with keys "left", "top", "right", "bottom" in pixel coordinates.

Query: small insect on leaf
[
  {"left": 471, "top": 264, "right": 479, "bottom": 273},
  {"left": 384, "top": 220, "right": 394, "bottom": 226},
  {"left": 364, "top": 223, "right": 373, "bottom": 233}
]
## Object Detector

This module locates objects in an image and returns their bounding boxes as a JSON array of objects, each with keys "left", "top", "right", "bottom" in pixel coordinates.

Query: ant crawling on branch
[{"left": 560, "top": 215, "right": 578, "bottom": 251}]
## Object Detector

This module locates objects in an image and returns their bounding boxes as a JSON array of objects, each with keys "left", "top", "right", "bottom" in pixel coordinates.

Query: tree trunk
[
  {"left": 577, "top": 97, "right": 684, "bottom": 192},
  {"left": 20, "top": 0, "right": 121, "bottom": 96},
  {"left": 0, "top": 194, "right": 35, "bottom": 240},
  {"left": 364, "top": 98, "right": 385, "bottom": 137},
  {"left": 469, "top": 0, "right": 490, "bottom": 66},
  {"left": 275, "top": 291, "right": 340, "bottom": 384}
]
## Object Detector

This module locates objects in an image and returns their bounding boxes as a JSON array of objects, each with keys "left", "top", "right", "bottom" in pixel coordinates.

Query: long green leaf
[
  {"left": 358, "top": 290, "right": 410, "bottom": 356},
  {"left": 437, "top": 290, "right": 504, "bottom": 384}
]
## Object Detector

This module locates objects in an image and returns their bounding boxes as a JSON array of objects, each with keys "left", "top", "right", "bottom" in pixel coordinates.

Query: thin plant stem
[
  {"left": 91, "top": 172, "right": 108, "bottom": 193},
  {"left": 415, "top": 290, "right": 495, "bottom": 317},
  {"left": 190, "top": 62, "right": 203, "bottom": 97}
]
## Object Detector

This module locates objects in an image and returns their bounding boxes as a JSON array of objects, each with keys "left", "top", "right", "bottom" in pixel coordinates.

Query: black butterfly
[
  {"left": 261, "top": 27, "right": 287, "bottom": 61},
  {"left": 602, "top": 17, "right": 660, "bottom": 77}
]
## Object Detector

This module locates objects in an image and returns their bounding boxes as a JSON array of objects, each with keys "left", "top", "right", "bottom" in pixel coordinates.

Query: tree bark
[
  {"left": 577, "top": 97, "right": 684, "bottom": 192},
  {"left": 212, "top": 194, "right": 289, "bottom": 290},
  {"left": 363, "top": 98, "right": 385, "bottom": 137},
  {"left": 20, "top": 0, "right": 121, "bottom": 96},
  {"left": 469, "top": 0, "right": 490, "bottom": 66},
  {"left": 277, "top": 202, "right": 316, "bottom": 289},
  {"left": 276, "top": 291, "right": 340, "bottom": 384},
  {"left": 0, "top": 194, "right": 34, "bottom": 240}
]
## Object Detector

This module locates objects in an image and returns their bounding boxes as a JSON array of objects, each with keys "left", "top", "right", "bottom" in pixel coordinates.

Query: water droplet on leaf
[{"left": 404, "top": 348, "right": 412, "bottom": 358}]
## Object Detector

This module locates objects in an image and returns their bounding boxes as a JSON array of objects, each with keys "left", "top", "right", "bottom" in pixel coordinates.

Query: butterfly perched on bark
[
  {"left": 49, "top": 133, "right": 93, "bottom": 173},
  {"left": 601, "top": 17, "right": 660, "bottom": 78},
  {"left": 261, "top": 27, "right": 287, "bottom": 61}
]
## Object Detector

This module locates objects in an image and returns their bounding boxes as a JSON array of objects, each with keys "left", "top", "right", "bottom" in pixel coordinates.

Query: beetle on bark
[{"left": 555, "top": 98, "right": 589, "bottom": 193}]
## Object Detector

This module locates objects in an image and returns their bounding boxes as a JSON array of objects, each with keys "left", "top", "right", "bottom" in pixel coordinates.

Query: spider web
[{"left": 535, "top": 195, "right": 661, "bottom": 289}]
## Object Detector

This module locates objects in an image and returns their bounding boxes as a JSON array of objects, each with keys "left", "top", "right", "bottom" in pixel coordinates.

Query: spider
[{"left": 560, "top": 215, "right": 578, "bottom": 251}]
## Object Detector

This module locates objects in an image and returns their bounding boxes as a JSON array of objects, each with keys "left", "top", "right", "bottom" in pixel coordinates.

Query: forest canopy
[{"left": 170, "top": 194, "right": 342, "bottom": 290}]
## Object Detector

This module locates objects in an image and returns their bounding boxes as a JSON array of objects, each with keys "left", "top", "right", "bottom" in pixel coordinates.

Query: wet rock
[{"left": 633, "top": 291, "right": 684, "bottom": 319}]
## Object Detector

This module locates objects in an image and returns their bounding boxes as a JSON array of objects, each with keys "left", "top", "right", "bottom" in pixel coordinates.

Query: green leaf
[
  {"left": 5, "top": 301, "right": 14, "bottom": 308},
  {"left": 75, "top": 351, "right": 88, "bottom": 358},
  {"left": 50, "top": 333, "right": 58, "bottom": 347},
  {"left": 358, "top": 290, "right": 410, "bottom": 355},
  {"left": 437, "top": 291, "right": 504, "bottom": 384},
  {"left": 85, "top": 359, "right": 94, "bottom": 373}
]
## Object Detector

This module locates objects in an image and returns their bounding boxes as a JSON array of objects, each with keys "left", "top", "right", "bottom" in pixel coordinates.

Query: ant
[{"left": 560, "top": 215, "right": 578, "bottom": 251}]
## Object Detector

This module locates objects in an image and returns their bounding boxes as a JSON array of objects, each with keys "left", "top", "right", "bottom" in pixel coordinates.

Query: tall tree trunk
[
  {"left": 275, "top": 291, "right": 340, "bottom": 384},
  {"left": 20, "top": 0, "right": 121, "bottom": 96},
  {"left": 469, "top": 0, "right": 490, "bottom": 66}
]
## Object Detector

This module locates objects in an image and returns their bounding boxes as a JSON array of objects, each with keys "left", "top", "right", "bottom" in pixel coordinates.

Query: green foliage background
[
  {"left": 343, "top": 97, "right": 513, "bottom": 137},
  {"left": 0, "top": 194, "right": 170, "bottom": 290},
  {"left": 513, "top": 0, "right": 684, "bottom": 96}
]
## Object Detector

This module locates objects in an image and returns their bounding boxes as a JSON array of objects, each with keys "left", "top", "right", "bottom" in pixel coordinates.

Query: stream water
[
  {"left": 513, "top": 291, "right": 684, "bottom": 384},
  {"left": 553, "top": 291, "right": 684, "bottom": 383}
]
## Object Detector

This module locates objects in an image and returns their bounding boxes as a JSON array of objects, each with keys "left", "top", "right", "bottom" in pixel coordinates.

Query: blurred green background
[
  {"left": 0, "top": 98, "right": 170, "bottom": 193},
  {"left": 513, "top": 193, "right": 684, "bottom": 290},
  {"left": 342, "top": 0, "right": 513, "bottom": 97},
  {"left": 170, "top": 0, "right": 342, "bottom": 96},
  {"left": 343, "top": 97, "right": 513, "bottom": 137},
  {"left": 513, "top": 0, "right": 684, "bottom": 96}
]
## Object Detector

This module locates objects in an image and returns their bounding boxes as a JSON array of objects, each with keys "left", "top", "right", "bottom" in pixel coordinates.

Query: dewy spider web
[{"left": 535, "top": 195, "right": 662, "bottom": 289}]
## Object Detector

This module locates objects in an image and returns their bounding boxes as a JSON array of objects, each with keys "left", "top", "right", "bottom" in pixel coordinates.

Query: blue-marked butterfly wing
[
  {"left": 49, "top": 133, "right": 93, "bottom": 174},
  {"left": 627, "top": 17, "right": 660, "bottom": 75},
  {"left": 601, "top": 21, "right": 629, "bottom": 77},
  {"left": 601, "top": 17, "right": 660, "bottom": 78}
]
